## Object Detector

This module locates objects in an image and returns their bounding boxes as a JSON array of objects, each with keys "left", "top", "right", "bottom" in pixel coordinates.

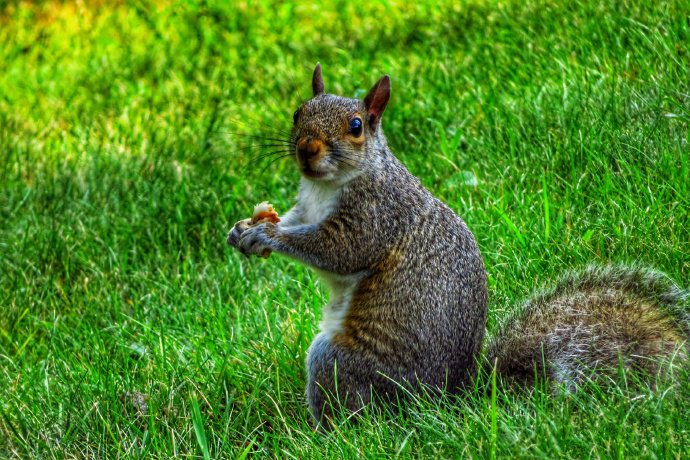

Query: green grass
[{"left": 1, "top": 0, "right": 690, "bottom": 457}]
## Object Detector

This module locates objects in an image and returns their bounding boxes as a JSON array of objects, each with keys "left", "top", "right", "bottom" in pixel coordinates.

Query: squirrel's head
[{"left": 291, "top": 63, "right": 390, "bottom": 183}]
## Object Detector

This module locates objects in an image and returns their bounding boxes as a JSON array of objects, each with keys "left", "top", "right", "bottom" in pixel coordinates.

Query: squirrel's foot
[{"left": 236, "top": 222, "right": 276, "bottom": 258}]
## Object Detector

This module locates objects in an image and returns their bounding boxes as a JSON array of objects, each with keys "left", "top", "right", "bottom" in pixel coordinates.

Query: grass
[{"left": 1, "top": 0, "right": 689, "bottom": 457}]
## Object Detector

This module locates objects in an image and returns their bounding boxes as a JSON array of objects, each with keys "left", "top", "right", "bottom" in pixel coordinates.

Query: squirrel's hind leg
[
  {"left": 306, "top": 333, "right": 370, "bottom": 428},
  {"left": 306, "top": 332, "right": 397, "bottom": 429}
]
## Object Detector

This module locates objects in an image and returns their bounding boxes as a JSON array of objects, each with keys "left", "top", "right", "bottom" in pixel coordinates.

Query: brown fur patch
[
  {"left": 347, "top": 134, "right": 366, "bottom": 145},
  {"left": 332, "top": 246, "right": 406, "bottom": 356},
  {"left": 296, "top": 137, "right": 327, "bottom": 164}
]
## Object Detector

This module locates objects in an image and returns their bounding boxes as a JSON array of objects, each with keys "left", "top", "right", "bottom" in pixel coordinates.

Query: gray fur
[
  {"left": 230, "top": 72, "right": 487, "bottom": 426},
  {"left": 485, "top": 264, "right": 690, "bottom": 389},
  {"left": 228, "top": 68, "right": 690, "bottom": 427}
]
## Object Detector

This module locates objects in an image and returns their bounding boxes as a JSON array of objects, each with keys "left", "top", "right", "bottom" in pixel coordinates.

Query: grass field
[{"left": 2, "top": 0, "right": 690, "bottom": 457}]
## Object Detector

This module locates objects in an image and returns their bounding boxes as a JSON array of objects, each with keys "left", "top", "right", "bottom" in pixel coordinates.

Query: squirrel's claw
[
  {"left": 227, "top": 218, "right": 252, "bottom": 248},
  {"left": 235, "top": 223, "right": 274, "bottom": 258}
]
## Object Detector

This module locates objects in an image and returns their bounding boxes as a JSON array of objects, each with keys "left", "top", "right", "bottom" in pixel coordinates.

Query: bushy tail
[{"left": 485, "top": 265, "right": 690, "bottom": 389}]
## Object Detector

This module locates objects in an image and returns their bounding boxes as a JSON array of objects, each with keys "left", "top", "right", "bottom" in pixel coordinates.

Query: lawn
[{"left": 1, "top": 0, "right": 689, "bottom": 457}]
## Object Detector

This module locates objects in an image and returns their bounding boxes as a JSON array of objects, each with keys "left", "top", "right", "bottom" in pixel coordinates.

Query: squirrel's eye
[
  {"left": 293, "top": 110, "right": 299, "bottom": 124},
  {"left": 349, "top": 117, "right": 363, "bottom": 137}
]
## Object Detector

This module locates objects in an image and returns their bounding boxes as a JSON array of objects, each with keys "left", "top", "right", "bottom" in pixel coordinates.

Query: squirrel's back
[{"left": 486, "top": 265, "right": 690, "bottom": 389}]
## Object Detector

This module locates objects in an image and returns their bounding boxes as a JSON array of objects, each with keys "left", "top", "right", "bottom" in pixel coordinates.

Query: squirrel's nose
[{"left": 296, "top": 138, "right": 325, "bottom": 162}]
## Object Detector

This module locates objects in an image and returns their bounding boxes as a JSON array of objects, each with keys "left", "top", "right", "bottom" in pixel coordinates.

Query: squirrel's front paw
[
  {"left": 236, "top": 223, "right": 275, "bottom": 258},
  {"left": 227, "top": 218, "right": 252, "bottom": 248}
]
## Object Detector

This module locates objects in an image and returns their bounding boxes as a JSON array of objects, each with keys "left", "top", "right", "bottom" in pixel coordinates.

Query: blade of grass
[{"left": 190, "top": 396, "right": 211, "bottom": 460}]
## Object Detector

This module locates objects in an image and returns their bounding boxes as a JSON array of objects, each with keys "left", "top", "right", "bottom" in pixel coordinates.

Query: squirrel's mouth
[{"left": 300, "top": 166, "right": 327, "bottom": 179}]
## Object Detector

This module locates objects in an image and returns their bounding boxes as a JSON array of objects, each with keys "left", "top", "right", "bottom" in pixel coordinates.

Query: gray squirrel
[{"left": 227, "top": 64, "right": 689, "bottom": 426}]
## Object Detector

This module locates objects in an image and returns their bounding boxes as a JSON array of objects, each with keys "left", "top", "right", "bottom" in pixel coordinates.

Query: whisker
[
  {"left": 330, "top": 147, "right": 361, "bottom": 169},
  {"left": 249, "top": 150, "right": 295, "bottom": 162},
  {"left": 331, "top": 156, "right": 359, "bottom": 169},
  {"left": 329, "top": 155, "right": 354, "bottom": 169},
  {"left": 337, "top": 151, "right": 363, "bottom": 164},
  {"left": 242, "top": 148, "right": 295, "bottom": 164},
  {"left": 214, "top": 131, "right": 294, "bottom": 145},
  {"left": 241, "top": 152, "right": 292, "bottom": 174},
  {"left": 233, "top": 144, "right": 295, "bottom": 155},
  {"left": 224, "top": 116, "right": 293, "bottom": 138},
  {"left": 227, "top": 110, "right": 292, "bottom": 130},
  {"left": 258, "top": 153, "right": 295, "bottom": 175}
]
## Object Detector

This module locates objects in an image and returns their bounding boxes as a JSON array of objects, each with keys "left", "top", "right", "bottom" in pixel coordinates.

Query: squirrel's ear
[
  {"left": 364, "top": 75, "right": 390, "bottom": 129},
  {"left": 312, "top": 63, "right": 325, "bottom": 96}
]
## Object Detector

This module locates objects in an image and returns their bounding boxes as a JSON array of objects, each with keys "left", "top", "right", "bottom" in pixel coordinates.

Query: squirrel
[{"left": 227, "top": 64, "right": 690, "bottom": 426}]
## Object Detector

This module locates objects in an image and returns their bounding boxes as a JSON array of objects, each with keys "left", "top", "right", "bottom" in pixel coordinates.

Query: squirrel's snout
[{"left": 296, "top": 138, "right": 326, "bottom": 163}]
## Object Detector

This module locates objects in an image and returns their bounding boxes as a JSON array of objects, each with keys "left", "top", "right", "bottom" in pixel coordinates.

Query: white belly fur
[
  {"left": 317, "top": 271, "right": 365, "bottom": 336},
  {"left": 296, "top": 179, "right": 361, "bottom": 336}
]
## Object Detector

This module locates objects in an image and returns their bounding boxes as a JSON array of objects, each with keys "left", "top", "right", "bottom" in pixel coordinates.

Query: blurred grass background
[{"left": 1, "top": 0, "right": 689, "bottom": 457}]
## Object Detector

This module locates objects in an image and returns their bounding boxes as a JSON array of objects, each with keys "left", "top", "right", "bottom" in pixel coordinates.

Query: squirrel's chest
[{"left": 297, "top": 181, "right": 341, "bottom": 225}]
